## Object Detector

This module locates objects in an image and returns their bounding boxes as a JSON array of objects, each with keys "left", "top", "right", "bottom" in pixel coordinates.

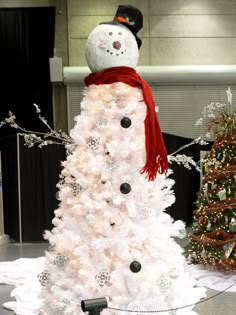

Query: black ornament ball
[
  {"left": 120, "top": 117, "right": 132, "bottom": 128},
  {"left": 130, "top": 261, "right": 142, "bottom": 273},
  {"left": 120, "top": 182, "right": 131, "bottom": 194}
]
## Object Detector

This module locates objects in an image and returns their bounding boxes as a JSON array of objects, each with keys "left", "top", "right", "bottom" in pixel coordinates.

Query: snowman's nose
[{"left": 113, "top": 41, "right": 121, "bottom": 50}]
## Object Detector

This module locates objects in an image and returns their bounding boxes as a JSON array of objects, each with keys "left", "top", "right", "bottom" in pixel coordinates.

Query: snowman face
[{"left": 85, "top": 24, "right": 139, "bottom": 73}]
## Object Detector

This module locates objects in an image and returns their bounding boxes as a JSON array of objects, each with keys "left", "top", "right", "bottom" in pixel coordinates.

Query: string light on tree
[{"left": 187, "top": 89, "right": 236, "bottom": 270}]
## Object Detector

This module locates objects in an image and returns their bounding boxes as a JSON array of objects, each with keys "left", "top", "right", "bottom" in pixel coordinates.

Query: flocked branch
[{"left": 0, "top": 104, "right": 72, "bottom": 148}]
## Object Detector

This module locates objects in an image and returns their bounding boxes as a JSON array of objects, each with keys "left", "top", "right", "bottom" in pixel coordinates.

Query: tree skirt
[
  {"left": 0, "top": 258, "right": 235, "bottom": 314},
  {"left": 0, "top": 258, "right": 44, "bottom": 314},
  {"left": 187, "top": 264, "right": 236, "bottom": 293}
]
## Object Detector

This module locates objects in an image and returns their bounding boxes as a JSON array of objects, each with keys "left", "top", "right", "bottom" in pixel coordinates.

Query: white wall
[
  {"left": 0, "top": 0, "right": 50, "bottom": 7},
  {"left": 67, "top": 0, "right": 236, "bottom": 66}
]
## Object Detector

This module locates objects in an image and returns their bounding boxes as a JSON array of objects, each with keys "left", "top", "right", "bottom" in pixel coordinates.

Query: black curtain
[
  {"left": 0, "top": 134, "right": 66, "bottom": 242},
  {"left": 19, "top": 136, "right": 66, "bottom": 241},
  {"left": 0, "top": 7, "right": 55, "bottom": 137},
  {"left": 163, "top": 133, "right": 211, "bottom": 224},
  {"left": 0, "top": 7, "right": 57, "bottom": 241},
  {"left": 0, "top": 135, "right": 19, "bottom": 241}
]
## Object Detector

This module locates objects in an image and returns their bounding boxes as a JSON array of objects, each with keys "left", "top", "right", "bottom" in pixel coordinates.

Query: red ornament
[{"left": 202, "top": 218, "right": 208, "bottom": 225}]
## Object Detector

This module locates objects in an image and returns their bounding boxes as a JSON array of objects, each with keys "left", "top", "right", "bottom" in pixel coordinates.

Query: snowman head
[
  {"left": 86, "top": 24, "right": 139, "bottom": 73},
  {"left": 85, "top": 5, "right": 143, "bottom": 73}
]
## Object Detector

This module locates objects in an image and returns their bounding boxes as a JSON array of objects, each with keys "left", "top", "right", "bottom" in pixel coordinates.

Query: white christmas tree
[
  {"left": 38, "top": 80, "right": 204, "bottom": 314},
  {"left": 36, "top": 5, "right": 205, "bottom": 315}
]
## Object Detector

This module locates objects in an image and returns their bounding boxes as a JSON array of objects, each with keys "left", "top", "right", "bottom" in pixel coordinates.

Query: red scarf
[{"left": 84, "top": 66, "right": 168, "bottom": 181}]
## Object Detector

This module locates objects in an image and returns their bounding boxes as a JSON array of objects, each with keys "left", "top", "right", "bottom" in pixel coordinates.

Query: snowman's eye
[
  {"left": 109, "top": 32, "right": 113, "bottom": 36},
  {"left": 118, "top": 32, "right": 122, "bottom": 35}
]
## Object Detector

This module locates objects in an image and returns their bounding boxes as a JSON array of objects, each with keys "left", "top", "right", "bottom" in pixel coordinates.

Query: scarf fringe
[{"left": 140, "top": 157, "right": 168, "bottom": 181}]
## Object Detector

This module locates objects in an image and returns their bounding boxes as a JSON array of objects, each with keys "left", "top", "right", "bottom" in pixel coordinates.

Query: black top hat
[{"left": 101, "top": 5, "right": 143, "bottom": 49}]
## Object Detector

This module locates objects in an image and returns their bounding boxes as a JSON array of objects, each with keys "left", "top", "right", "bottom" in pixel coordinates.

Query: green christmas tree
[{"left": 186, "top": 88, "right": 236, "bottom": 271}]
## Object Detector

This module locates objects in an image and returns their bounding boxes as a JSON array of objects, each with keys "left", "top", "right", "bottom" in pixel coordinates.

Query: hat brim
[{"left": 100, "top": 20, "right": 142, "bottom": 49}]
